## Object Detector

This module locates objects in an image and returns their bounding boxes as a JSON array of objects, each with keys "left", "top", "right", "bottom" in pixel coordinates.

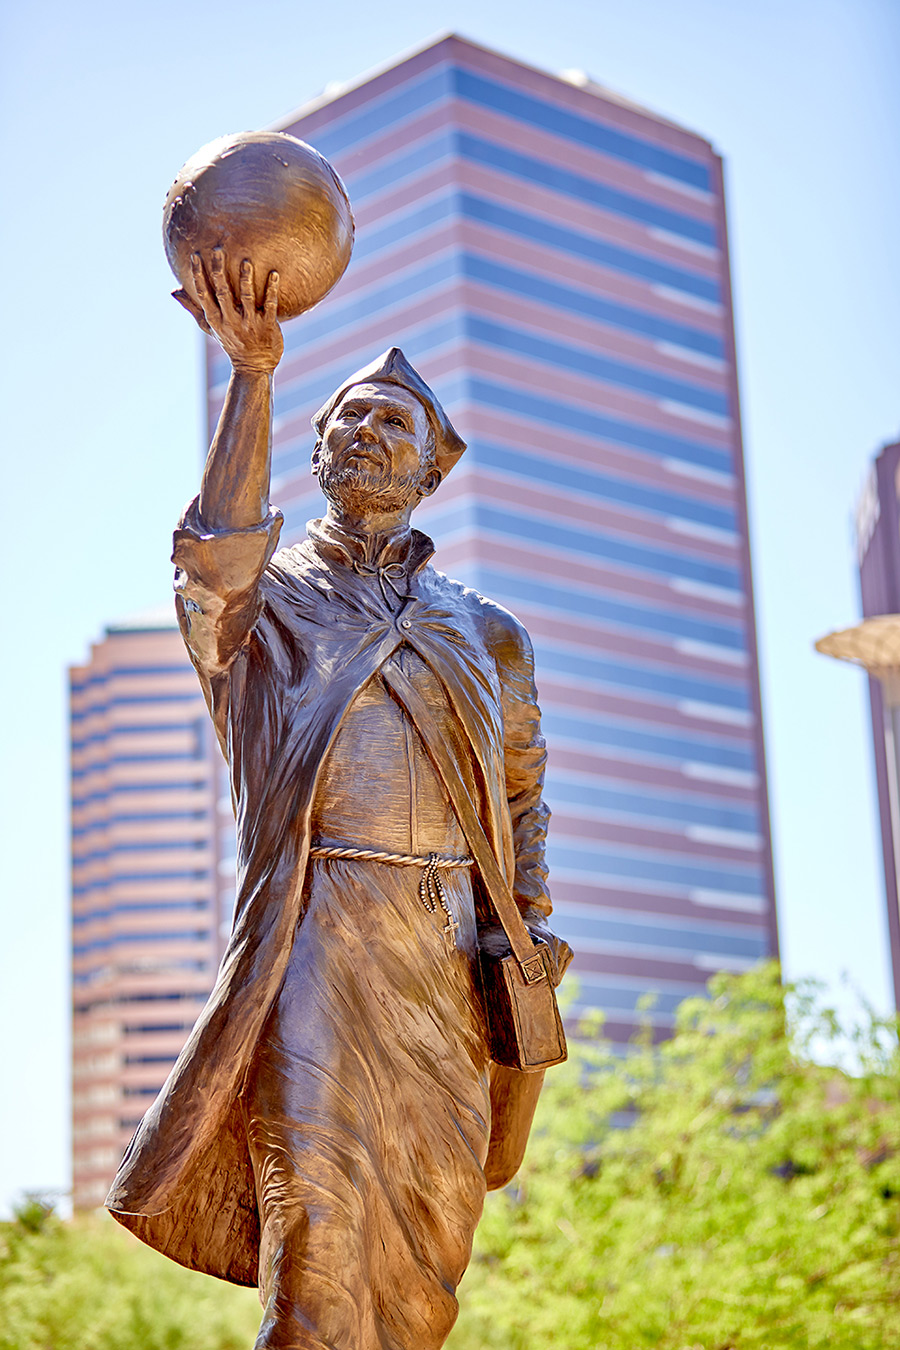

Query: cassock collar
[{"left": 307, "top": 516, "right": 435, "bottom": 576}]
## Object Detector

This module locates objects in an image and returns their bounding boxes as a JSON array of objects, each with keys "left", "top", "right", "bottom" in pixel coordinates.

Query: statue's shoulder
[
  {"left": 419, "top": 561, "right": 482, "bottom": 615},
  {"left": 257, "top": 541, "right": 326, "bottom": 620},
  {"left": 263, "top": 539, "right": 320, "bottom": 587},
  {"left": 423, "top": 564, "right": 533, "bottom": 659}
]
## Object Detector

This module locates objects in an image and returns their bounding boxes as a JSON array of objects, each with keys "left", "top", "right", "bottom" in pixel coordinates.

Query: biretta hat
[{"left": 312, "top": 347, "right": 466, "bottom": 479}]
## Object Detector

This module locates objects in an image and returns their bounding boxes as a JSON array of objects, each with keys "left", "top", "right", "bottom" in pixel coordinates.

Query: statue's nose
[{"left": 357, "top": 413, "right": 379, "bottom": 442}]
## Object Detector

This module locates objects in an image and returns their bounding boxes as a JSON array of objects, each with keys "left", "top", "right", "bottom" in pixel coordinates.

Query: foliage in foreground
[
  {"left": 450, "top": 963, "right": 900, "bottom": 1349},
  {"left": 0, "top": 1207, "right": 259, "bottom": 1350},
  {"left": 4, "top": 965, "right": 900, "bottom": 1349}
]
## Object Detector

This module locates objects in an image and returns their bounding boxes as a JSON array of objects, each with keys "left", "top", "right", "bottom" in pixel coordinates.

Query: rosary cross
[{"left": 442, "top": 913, "right": 460, "bottom": 948}]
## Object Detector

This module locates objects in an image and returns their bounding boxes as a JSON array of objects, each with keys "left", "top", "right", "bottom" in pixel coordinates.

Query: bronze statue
[{"left": 107, "top": 134, "right": 572, "bottom": 1350}]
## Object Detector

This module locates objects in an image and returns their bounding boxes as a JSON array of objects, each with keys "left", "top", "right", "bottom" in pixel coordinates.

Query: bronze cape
[{"left": 106, "top": 502, "right": 552, "bottom": 1334}]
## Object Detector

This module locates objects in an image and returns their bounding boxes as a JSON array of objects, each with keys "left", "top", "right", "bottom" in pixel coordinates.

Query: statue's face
[{"left": 315, "top": 382, "right": 436, "bottom": 515}]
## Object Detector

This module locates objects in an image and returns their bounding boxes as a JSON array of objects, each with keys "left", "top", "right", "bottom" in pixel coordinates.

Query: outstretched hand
[{"left": 173, "top": 248, "right": 284, "bottom": 374}]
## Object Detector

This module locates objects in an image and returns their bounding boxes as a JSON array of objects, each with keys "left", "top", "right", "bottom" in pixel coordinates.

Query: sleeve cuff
[{"left": 172, "top": 496, "right": 283, "bottom": 595}]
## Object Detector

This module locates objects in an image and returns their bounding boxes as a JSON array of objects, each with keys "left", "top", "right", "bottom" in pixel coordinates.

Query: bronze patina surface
[
  {"left": 107, "top": 156, "right": 572, "bottom": 1348},
  {"left": 164, "top": 132, "right": 354, "bottom": 322}
]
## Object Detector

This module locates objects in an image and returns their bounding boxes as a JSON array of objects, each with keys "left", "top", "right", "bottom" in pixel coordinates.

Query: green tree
[
  {"left": 449, "top": 962, "right": 900, "bottom": 1349},
  {"left": 0, "top": 1206, "right": 259, "bottom": 1350},
  {"left": 3, "top": 964, "right": 900, "bottom": 1349}
]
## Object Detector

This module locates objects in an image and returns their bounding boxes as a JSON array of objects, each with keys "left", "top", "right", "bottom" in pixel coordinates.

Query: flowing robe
[{"left": 106, "top": 503, "right": 553, "bottom": 1344}]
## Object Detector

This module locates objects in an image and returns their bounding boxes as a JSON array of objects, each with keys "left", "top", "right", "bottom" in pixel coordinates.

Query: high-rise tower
[
  {"left": 816, "top": 441, "right": 900, "bottom": 1009},
  {"left": 203, "top": 34, "right": 778, "bottom": 1041},
  {"left": 72, "top": 36, "right": 780, "bottom": 1206},
  {"left": 69, "top": 614, "right": 231, "bottom": 1209}
]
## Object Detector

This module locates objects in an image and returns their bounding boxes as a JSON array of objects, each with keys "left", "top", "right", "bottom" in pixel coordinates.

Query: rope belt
[
  {"left": 309, "top": 845, "right": 473, "bottom": 869},
  {"left": 309, "top": 844, "right": 472, "bottom": 947}
]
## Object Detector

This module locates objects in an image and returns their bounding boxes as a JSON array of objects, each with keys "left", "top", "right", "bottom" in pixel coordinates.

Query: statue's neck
[{"left": 322, "top": 505, "right": 413, "bottom": 564}]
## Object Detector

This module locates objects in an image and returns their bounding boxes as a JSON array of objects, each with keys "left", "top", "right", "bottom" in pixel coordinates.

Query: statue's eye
[{"left": 387, "top": 415, "right": 406, "bottom": 428}]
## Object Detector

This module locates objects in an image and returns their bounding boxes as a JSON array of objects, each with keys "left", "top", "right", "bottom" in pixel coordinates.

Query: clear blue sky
[{"left": 1, "top": 0, "right": 898, "bottom": 1216}]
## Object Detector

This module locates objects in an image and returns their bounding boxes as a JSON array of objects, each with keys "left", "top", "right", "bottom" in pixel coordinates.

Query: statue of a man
[{"left": 106, "top": 251, "right": 572, "bottom": 1350}]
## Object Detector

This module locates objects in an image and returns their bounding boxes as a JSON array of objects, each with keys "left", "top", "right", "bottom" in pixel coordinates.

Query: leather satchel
[
  {"left": 478, "top": 940, "right": 566, "bottom": 1072},
  {"left": 382, "top": 664, "right": 568, "bottom": 1073}
]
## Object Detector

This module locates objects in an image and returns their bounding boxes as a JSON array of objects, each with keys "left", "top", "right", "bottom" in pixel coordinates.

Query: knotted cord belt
[{"left": 308, "top": 844, "right": 472, "bottom": 947}]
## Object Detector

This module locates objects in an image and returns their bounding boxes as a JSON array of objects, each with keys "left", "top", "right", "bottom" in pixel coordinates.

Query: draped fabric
[
  {"left": 106, "top": 503, "right": 553, "bottom": 1325},
  {"left": 244, "top": 858, "right": 488, "bottom": 1350}
]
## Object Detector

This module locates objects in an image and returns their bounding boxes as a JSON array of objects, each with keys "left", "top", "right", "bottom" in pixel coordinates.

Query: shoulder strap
[{"left": 382, "top": 662, "right": 548, "bottom": 985}]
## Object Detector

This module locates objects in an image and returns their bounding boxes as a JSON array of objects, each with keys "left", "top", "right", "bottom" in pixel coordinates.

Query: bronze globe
[{"left": 163, "top": 131, "right": 354, "bottom": 321}]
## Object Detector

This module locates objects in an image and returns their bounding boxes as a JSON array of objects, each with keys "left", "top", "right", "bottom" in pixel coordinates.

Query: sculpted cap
[{"left": 313, "top": 347, "right": 467, "bottom": 479}]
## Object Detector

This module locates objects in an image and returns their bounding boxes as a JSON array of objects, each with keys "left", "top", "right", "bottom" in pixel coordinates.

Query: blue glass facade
[
  {"left": 240, "top": 34, "right": 778, "bottom": 1040},
  {"left": 70, "top": 31, "right": 779, "bottom": 1212}
]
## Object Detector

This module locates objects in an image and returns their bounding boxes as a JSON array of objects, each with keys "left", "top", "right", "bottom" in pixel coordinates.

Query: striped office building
[
  {"left": 70, "top": 614, "right": 233, "bottom": 1208},
  {"left": 71, "top": 36, "right": 780, "bottom": 1204},
  {"left": 205, "top": 33, "right": 778, "bottom": 1041}
]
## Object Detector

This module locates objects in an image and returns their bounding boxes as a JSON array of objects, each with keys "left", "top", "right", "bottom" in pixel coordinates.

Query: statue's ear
[{"left": 419, "top": 467, "right": 442, "bottom": 499}]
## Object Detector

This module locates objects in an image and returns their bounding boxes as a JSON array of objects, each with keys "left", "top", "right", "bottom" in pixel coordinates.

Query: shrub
[
  {"left": 449, "top": 963, "right": 900, "bottom": 1349},
  {"left": 4, "top": 965, "right": 899, "bottom": 1349}
]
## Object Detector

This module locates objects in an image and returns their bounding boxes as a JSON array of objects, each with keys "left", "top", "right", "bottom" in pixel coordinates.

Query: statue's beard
[{"left": 318, "top": 459, "right": 425, "bottom": 516}]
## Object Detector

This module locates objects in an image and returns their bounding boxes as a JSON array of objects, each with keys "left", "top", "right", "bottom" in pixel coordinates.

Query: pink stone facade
[{"left": 70, "top": 618, "right": 229, "bottom": 1209}]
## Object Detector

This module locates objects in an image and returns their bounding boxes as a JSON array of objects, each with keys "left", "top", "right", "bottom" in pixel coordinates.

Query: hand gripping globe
[{"left": 163, "top": 131, "right": 354, "bottom": 320}]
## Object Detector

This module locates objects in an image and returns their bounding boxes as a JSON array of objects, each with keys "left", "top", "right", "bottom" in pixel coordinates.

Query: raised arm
[
  {"left": 171, "top": 249, "right": 285, "bottom": 682},
  {"left": 176, "top": 248, "right": 283, "bottom": 530}
]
